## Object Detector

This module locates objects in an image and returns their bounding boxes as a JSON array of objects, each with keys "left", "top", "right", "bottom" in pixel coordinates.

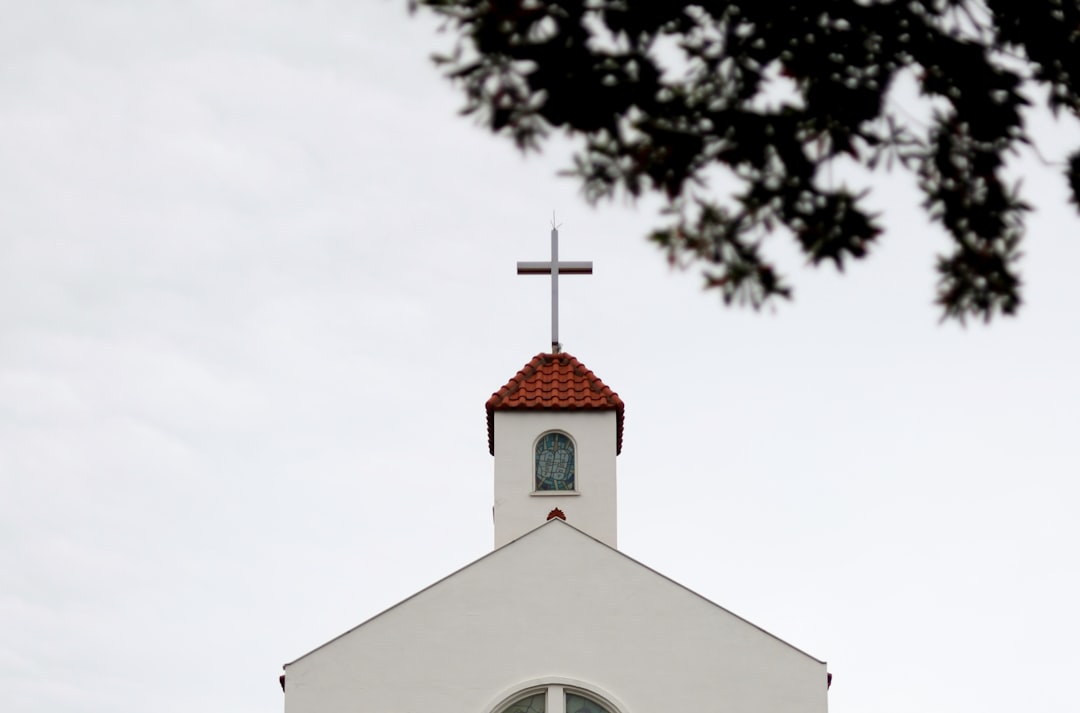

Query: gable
[{"left": 285, "top": 521, "right": 826, "bottom": 713}]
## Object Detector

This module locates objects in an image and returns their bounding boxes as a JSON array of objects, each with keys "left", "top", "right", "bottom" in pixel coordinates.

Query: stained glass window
[
  {"left": 502, "top": 693, "right": 545, "bottom": 713},
  {"left": 565, "top": 693, "right": 612, "bottom": 713},
  {"left": 535, "top": 432, "right": 575, "bottom": 491}
]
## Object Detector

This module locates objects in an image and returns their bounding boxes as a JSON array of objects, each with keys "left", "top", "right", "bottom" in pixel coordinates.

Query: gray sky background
[{"left": 2, "top": 3, "right": 1078, "bottom": 712}]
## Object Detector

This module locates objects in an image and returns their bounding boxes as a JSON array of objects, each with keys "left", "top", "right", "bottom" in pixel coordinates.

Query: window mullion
[{"left": 548, "top": 686, "right": 566, "bottom": 713}]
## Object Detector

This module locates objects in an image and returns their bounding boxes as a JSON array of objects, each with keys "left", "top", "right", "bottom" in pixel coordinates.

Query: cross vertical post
[
  {"left": 517, "top": 225, "right": 593, "bottom": 353},
  {"left": 550, "top": 227, "right": 559, "bottom": 349}
]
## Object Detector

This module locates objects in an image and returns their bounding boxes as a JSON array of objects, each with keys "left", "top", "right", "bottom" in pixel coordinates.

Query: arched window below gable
[{"left": 496, "top": 686, "right": 616, "bottom": 713}]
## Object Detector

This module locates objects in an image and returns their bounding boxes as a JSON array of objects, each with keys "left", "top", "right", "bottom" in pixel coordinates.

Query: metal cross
[{"left": 517, "top": 224, "right": 593, "bottom": 353}]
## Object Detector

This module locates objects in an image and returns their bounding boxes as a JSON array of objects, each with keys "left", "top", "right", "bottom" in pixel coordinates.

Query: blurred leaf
[{"left": 413, "top": 0, "right": 1080, "bottom": 321}]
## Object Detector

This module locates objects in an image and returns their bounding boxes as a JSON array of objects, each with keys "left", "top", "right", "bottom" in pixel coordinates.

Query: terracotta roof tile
[{"left": 486, "top": 352, "right": 625, "bottom": 455}]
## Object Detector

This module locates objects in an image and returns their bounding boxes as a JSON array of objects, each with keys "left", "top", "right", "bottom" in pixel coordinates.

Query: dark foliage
[{"left": 411, "top": 0, "right": 1080, "bottom": 321}]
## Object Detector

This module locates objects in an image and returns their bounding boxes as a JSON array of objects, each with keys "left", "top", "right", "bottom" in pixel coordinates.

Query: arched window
[
  {"left": 534, "top": 431, "right": 575, "bottom": 491},
  {"left": 497, "top": 686, "right": 615, "bottom": 713}
]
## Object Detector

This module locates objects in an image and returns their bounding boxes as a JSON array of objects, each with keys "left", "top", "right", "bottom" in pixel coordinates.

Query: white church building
[{"left": 281, "top": 348, "right": 830, "bottom": 713}]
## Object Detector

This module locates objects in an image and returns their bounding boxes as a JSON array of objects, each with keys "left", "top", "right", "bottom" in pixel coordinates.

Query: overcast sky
[{"left": 2, "top": 3, "right": 1079, "bottom": 713}]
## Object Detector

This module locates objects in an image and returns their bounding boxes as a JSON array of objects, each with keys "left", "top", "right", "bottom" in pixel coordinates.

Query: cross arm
[{"left": 516, "top": 261, "right": 594, "bottom": 275}]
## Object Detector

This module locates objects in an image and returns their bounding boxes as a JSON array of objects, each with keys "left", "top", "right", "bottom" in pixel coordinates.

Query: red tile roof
[{"left": 486, "top": 352, "right": 625, "bottom": 455}]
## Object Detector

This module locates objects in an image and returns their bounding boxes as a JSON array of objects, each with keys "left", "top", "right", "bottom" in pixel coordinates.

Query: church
[{"left": 280, "top": 230, "right": 830, "bottom": 713}]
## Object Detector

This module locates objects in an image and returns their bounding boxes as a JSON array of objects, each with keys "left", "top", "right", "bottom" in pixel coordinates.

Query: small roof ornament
[{"left": 546, "top": 508, "right": 567, "bottom": 521}]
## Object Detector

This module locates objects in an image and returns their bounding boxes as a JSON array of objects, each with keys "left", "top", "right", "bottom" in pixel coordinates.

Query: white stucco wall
[
  {"left": 492, "top": 410, "right": 618, "bottom": 548},
  {"left": 284, "top": 520, "right": 827, "bottom": 713}
]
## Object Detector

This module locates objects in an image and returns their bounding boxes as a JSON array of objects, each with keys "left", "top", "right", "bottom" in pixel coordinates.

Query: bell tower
[{"left": 486, "top": 352, "right": 624, "bottom": 548}]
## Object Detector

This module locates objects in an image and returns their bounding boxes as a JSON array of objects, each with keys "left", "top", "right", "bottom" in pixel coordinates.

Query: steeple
[{"left": 487, "top": 352, "right": 624, "bottom": 548}]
